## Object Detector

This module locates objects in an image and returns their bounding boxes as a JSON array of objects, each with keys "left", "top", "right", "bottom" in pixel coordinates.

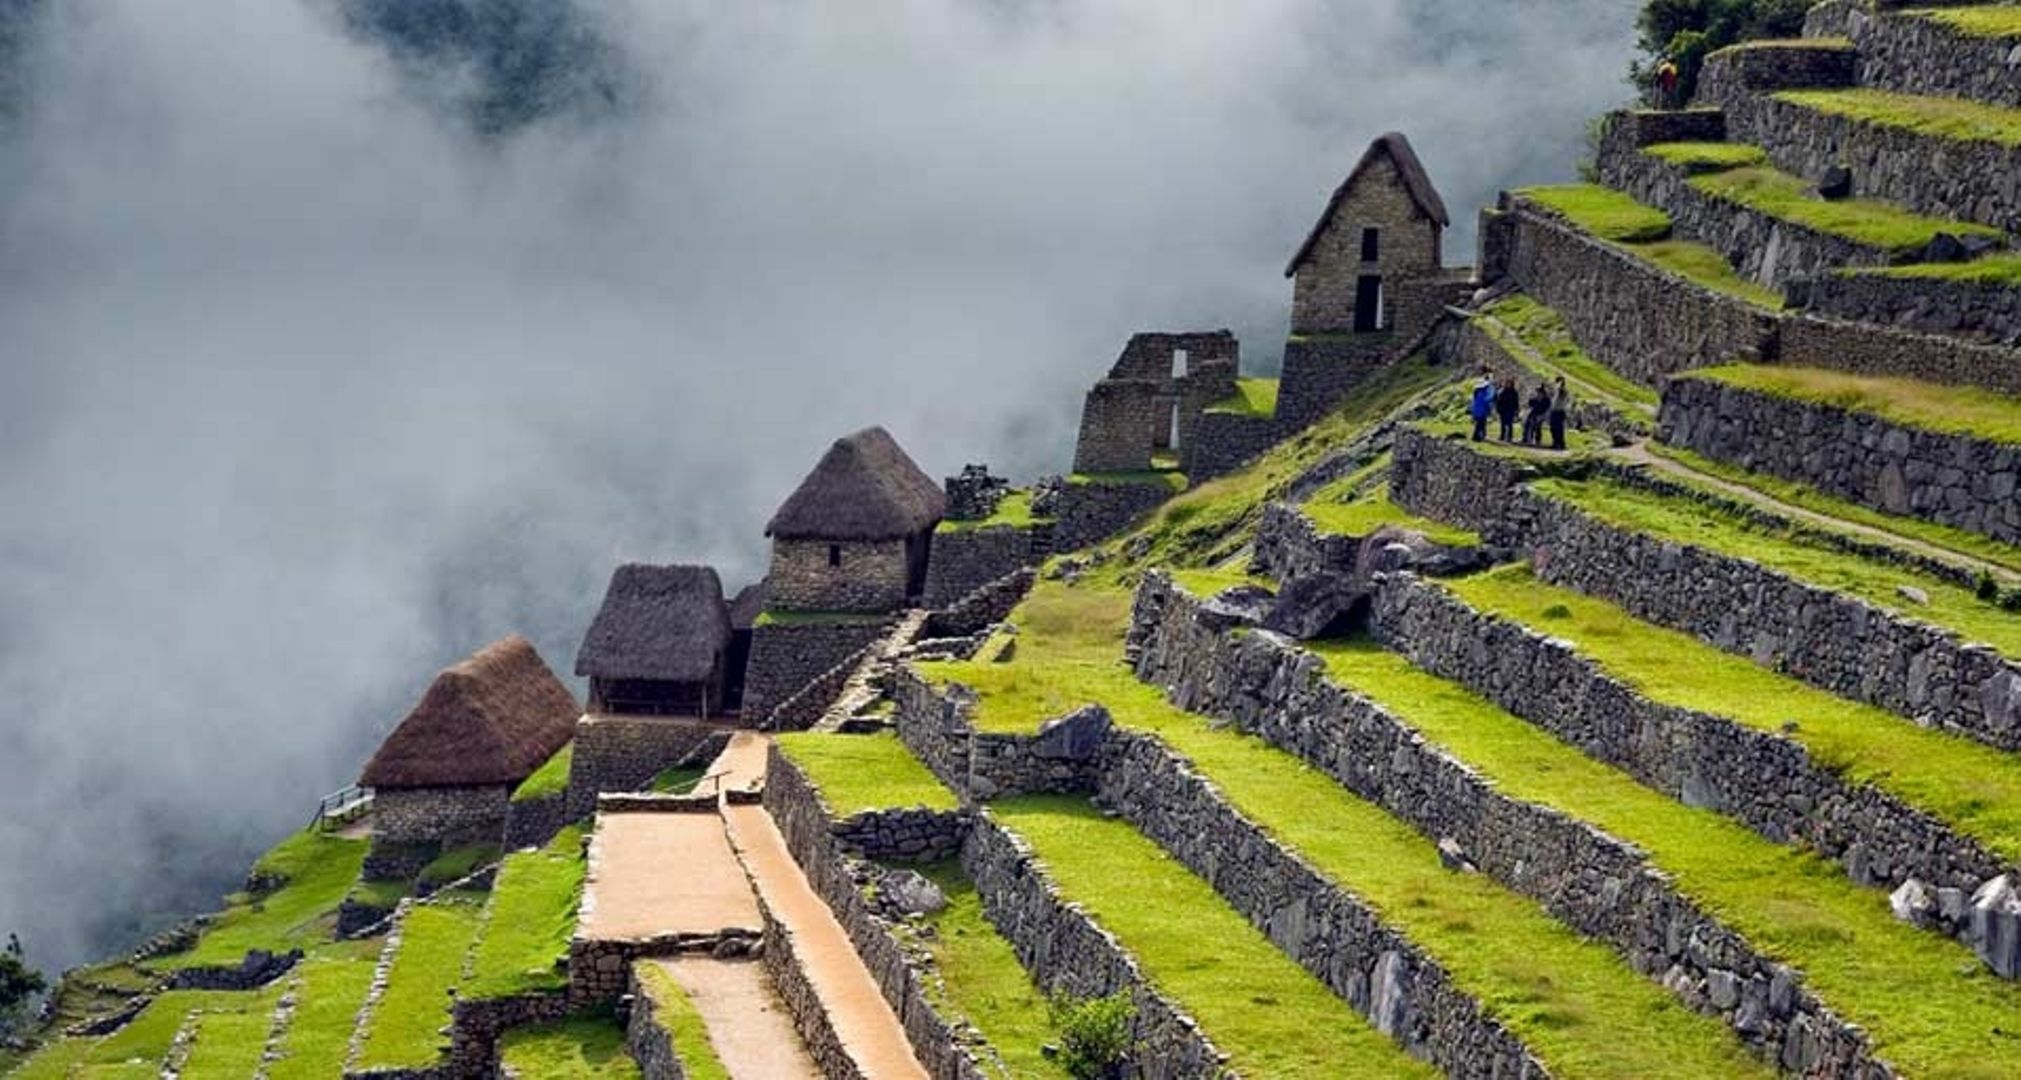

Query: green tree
[
  {"left": 0, "top": 933, "right": 46, "bottom": 1036},
  {"left": 1633, "top": 0, "right": 1813, "bottom": 102}
]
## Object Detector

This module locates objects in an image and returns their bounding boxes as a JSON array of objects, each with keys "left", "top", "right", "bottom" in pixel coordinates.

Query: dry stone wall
[
  {"left": 1802, "top": 272, "right": 2021, "bottom": 348},
  {"left": 1250, "top": 501, "right": 1360, "bottom": 581},
  {"left": 1440, "top": 315, "right": 1651, "bottom": 440},
  {"left": 1054, "top": 478, "right": 1175, "bottom": 552},
  {"left": 371, "top": 786, "right": 510, "bottom": 846},
  {"left": 1695, "top": 42, "right": 1857, "bottom": 99},
  {"left": 1818, "top": 0, "right": 2021, "bottom": 109},
  {"left": 449, "top": 992, "right": 569, "bottom": 1078},
  {"left": 922, "top": 525, "right": 1048, "bottom": 609},
  {"left": 502, "top": 792, "right": 572, "bottom": 851},
  {"left": 1126, "top": 574, "right": 1885, "bottom": 1074},
  {"left": 743, "top": 618, "right": 893, "bottom": 721},
  {"left": 1184, "top": 411, "right": 1281, "bottom": 482},
  {"left": 1659, "top": 374, "right": 2021, "bottom": 544},
  {"left": 767, "top": 538, "right": 911, "bottom": 614},
  {"left": 1276, "top": 336, "right": 1402, "bottom": 429},
  {"left": 892, "top": 667, "right": 1108, "bottom": 800},
  {"left": 1387, "top": 429, "right": 1540, "bottom": 547},
  {"left": 626, "top": 967, "right": 692, "bottom": 1080},
  {"left": 566, "top": 718, "right": 725, "bottom": 818},
  {"left": 1778, "top": 311, "right": 2021, "bottom": 395}
]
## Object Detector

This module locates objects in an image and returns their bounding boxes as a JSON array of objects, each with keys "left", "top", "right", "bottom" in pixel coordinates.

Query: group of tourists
[{"left": 1470, "top": 368, "right": 1571, "bottom": 450}]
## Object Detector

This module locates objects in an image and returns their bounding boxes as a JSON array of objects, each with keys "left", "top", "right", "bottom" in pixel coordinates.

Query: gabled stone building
[
  {"left": 574, "top": 564, "right": 734, "bottom": 718},
  {"left": 763, "top": 426, "right": 947, "bottom": 614}
]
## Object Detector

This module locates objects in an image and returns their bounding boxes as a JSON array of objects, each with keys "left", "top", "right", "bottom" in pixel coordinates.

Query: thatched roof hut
[
  {"left": 765, "top": 426, "right": 946, "bottom": 541},
  {"left": 729, "top": 580, "right": 768, "bottom": 631},
  {"left": 574, "top": 564, "right": 733, "bottom": 682},
  {"left": 361, "top": 635, "right": 579, "bottom": 790}
]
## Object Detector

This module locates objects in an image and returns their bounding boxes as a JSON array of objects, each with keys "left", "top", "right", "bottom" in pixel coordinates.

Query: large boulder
[
  {"left": 1036, "top": 705, "right": 1112, "bottom": 761},
  {"left": 1195, "top": 584, "right": 1277, "bottom": 632},
  {"left": 1355, "top": 525, "right": 1496, "bottom": 579},
  {"left": 878, "top": 869, "right": 949, "bottom": 918},
  {"left": 1971, "top": 874, "right": 2021, "bottom": 978},
  {"left": 1263, "top": 572, "right": 1369, "bottom": 640}
]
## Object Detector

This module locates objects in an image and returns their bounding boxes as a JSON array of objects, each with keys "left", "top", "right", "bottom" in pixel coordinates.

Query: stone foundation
[
  {"left": 743, "top": 619, "right": 894, "bottom": 721},
  {"left": 892, "top": 668, "right": 1107, "bottom": 801}
]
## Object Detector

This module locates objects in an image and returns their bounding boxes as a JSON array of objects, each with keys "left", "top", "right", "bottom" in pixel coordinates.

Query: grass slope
[
  {"left": 1688, "top": 165, "right": 1997, "bottom": 254},
  {"left": 466, "top": 825, "right": 588, "bottom": 1001},
  {"left": 1311, "top": 639, "right": 2021, "bottom": 1077},
  {"left": 1781, "top": 88, "right": 2021, "bottom": 147},
  {"left": 634, "top": 964, "right": 732, "bottom": 1080},
  {"left": 266, "top": 941, "right": 384, "bottom": 1080},
  {"left": 938, "top": 490, "right": 1043, "bottom": 532},
  {"left": 1642, "top": 141, "right": 1768, "bottom": 173},
  {"left": 1867, "top": 252, "right": 2021, "bottom": 287},
  {"left": 158, "top": 828, "right": 367, "bottom": 970},
  {"left": 1923, "top": 5, "right": 2021, "bottom": 37},
  {"left": 902, "top": 861, "right": 1071, "bottom": 1079},
  {"left": 997, "top": 797, "right": 1436, "bottom": 1080},
  {"left": 176, "top": 989, "right": 284, "bottom": 1080},
  {"left": 1300, "top": 485, "right": 1480, "bottom": 546},
  {"left": 498, "top": 1016, "right": 643, "bottom": 1079},
  {"left": 776, "top": 731, "right": 958, "bottom": 816},
  {"left": 1205, "top": 377, "right": 1281, "bottom": 419},
  {"left": 1686, "top": 364, "right": 2021, "bottom": 445},
  {"left": 1479, "top": 295, "right": 1659, "bottom": 410},
  {"left": 355, "top": 896, "right": 487, "bottom": 1071},
  {"left": 1445, "top": 566, "right": 2021, "bottom": 864},
  {"left": 1534, "top": 474, "right": 2021, "bottom": 658},
  {"left": 513, "top": 743, "right": 574, "bottom": 803}
]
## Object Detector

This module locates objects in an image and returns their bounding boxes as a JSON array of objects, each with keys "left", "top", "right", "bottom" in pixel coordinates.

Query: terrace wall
[
  {"left": 1053, "top": 478, "right": 1175, "bottom": 552},
  {"left": 743, "top": 619, "right": 893, "bottom": 722},
  {"left": 566, "top": 718, "right": 726, "bottom": 819},
  {"left": 1803, "top": 272, "right": 2021, "bottom": 348},
  {"left": 1250, "top": 501, "right": 1361, "bottom": 581},
  {"left": 1184, "top": 410, "right": 1282, "bottom": 482},
  {"left": 1780, "top": 311, "right": 2021, "bottom": 394},
  {"left": 922, "top": 525, "right": 1048, "bottom": 609},
  {"left": 890, "top": 667, "right": 1107, "bottom": 801},
  {"left": 1824, "top": 2, "right": 2021, "bottom": 109}
]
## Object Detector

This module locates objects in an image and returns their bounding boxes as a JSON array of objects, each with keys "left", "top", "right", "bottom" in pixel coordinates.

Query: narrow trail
[{"left": 649, "top": 956, "right": 822, "bottom": 1080}]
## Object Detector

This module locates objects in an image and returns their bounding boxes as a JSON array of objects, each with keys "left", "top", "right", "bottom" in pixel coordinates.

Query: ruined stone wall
[
  {"left": 1499, "top": 194, "right": 1779, "bottom": 383},
  {"left": 1779, "top": 312, "right": 2021, "bottom": 395},
  {"left": 1249, "top": 501, "right": 1359, "bottom": 581},
  {"left": 1276, "top": 335, "right": 1402, "bottom": 429},
  {"left": 1659, "top": 375, "right": 2021, "bottom": 544},
  {"left": 1124, "top": 576, "right": 1882, "bottom": 1073},
  {"left": 1802, "top": 272, "right": 2021, "bottom": 348},
  {"left": 1292, "top": 159, "right": 1442, "bottom": 335},
  {"left": 959, "top": 815, "right": 1230, "bottom": 1078},
  {"left": 1052, "top": 478, "right": 1174, "bottom": 552},
  {"left": 1072, "top": 379, "right": 1165, "bottom": 474},
  {"left": 450, "top": 992, "right": 570, "bottom": 1077},
  {"left": 891, "top": 667, "right": 1106, "bottom": 801},
  {"left": 766, "top": 538, "right": 911, "bottom": 614},
  {"left": 742, "top": 618, "right": 893, "bottom": 721},
  {"left": 1182, "top": 411, "right": 1281, "bottom": 482},
  {"left": 371, "top": 785, "right": 510, "bottom": 846},
  {"left": 1106, "top": 330, "right": 1238, "bottom": 381},
  {"left": 922, "top": 525, "right": 1047, "bottom": 609},
  {"left": 922, "top": 567, "right": 1037, "bottom": 639},
  {"left": 566, "top": 717, "right": 725, "bottom": 818},
  {"left": 1386, "top": 428, "right": 1538, "bottom": 548},
  {"left": 1370, "top": 572, "right": 2009, "bottom": 894},
  {"left": 1828, "top": 2, "right": 2021, "bottom": 109}
]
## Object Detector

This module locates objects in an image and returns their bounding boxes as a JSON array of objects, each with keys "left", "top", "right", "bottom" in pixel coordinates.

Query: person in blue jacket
[{"left": 1469, "top": 370, "right": 1495, "bottom": 442}]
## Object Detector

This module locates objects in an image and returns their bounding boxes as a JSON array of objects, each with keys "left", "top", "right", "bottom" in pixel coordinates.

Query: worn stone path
[
  {"left": 651, "top": 956, "right": 822, "bottom": 1080},
  {"left": 723, "top": 801, "right": 930, "bottom": 1079},
  {"left": 579, "top": 812, "right": 761, "bottom": 941},
  {"left": 707, "top": 730, "right": 772, "bottom": 798}
]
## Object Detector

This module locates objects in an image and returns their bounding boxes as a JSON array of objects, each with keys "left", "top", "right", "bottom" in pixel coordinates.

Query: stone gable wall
[
  {"left": 767, "top": 538, "right": 912, "bottom": 614},
  {"left": 922, "top": 526, "right": 1047, "bottom": 609},
  {"left": 742, "top": 619, "right": 893, "bottom": 721},
  {"left": 1126, "top": 574, "right": 1884, "bottom": 1074},
  {"left": 1659, "top": 375, "right": 2021, "bottom": 544},
  {"left": 1369, "top": 572, "right": 2009, "bottom": 895},
  {"left": 1293, "top": 158, "right": 1442, "bottom": 335},
  {"left": 1074, "top": 379, "right": 1166, "bottom": 474}
]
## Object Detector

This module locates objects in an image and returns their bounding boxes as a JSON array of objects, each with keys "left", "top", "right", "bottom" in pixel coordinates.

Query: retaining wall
[
  {"left": 626, "top": 967, "right": 691, "bottom": 1080},
  {"left": 891, "top": 667, "right": 1106, "bottom": 801},
  {"left": 1822, "top": 1, "right": 2021, "bottom": 109},
  {"left": 1442, "top": 313, "right": 1651, "bottom": 439},
  {"left": 449, "top": 992, "right": 570, "bottom": 1078},
  {"left": 1387, "top": 429, "right": 1540, "bottom": 548},
  {"left": 1185, "top": 410, "right": 1283, "bottom": 483},
  {"left": 502, "top": 792, "right": 572, "bottom": 851},
  {"left": 1803, "top": 271, "right": 2021, "bottom": 348},
  {"left": 1250, "top": 501, "right": 1361, "bottom": 581},
  {"left": 566, "top": 718, "right": 726, "bottom": 819},
  {"left": 743, "top": 619, "right": 894, "bottom": 722},
  {"left": 923, "top": 525, "right": 1049, "bottom": 609},
  {"left": 1054, "top": 478, "right": 1176, "bottom": 552},
  {"left": 1780, "top": 310, "right": 2021, "bottom": 394}
]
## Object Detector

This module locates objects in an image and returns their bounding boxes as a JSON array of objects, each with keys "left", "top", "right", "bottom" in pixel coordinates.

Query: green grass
[
  {"left": 776, "top": 731, "right": 959, "bottom": 816},
  {"left": 354, "top": 896, "right": 487, "bottom": 1071},
  {"left": 266, "top": 941, "right": 384, "bottom": 1080},
  {"left": 1205, "top": 377, "right": 1281, "bottom": 419},
  {"left": 1866, "top": 252, "right": 2021, "bottom": 286},
  {"left": 155, "top": 828, "right": 367, "bottom": 970},
  {"left": 1781, "top": 87, "right": 2021, "bottom": 147},
  {"left": 1300, "top": 484, "right": 1481, "bottom": 546},
  {"left": 1535, "top": 473, "right": 2021, "bottom": 658},
  {"left": 917, "top": 581, "right": 1142, "bottom": 735},
  {"left": 651, "top": 764, "right": 707, "bottom": 794},
  {"left": 1518, "top": 183, "right": 1674, "bottom": 243},
  {"left": 1446, "top": 566, "right": 2021, "bottom": 865},
  {"left": 1645, "top": 441, "right": 2021, "bottom": 576},
  {"left": 938, "top": 490, "right": 1044, "bottom": 532},
  {"left": 1689, "top": 165, "right": 1999, "bottom": 255},
  {"left": 1921, "top": 5, "right": 2021, "bottom": 39},
  {"left": 347, "top": 878, "right": 408, "bottom": 911},
  {"left": 754, "top": 609, "right": 890, "bottom": 628},
  {"left": 634, "top": 964, "right": 732, "bottom": 1080},
  {"left": 1687, "top": 364, "right": 2021, "bottom": 445},
  {"left": 419, "top": 842, "right": 498, "bottom": 888},
  {"left": 513, "top": 743, "right": 573, "bottom": 803},
  {"left": 1632, "top": 239, "right": 1786, "bottom": 307},
  {"left": 465, "top": 826, "right": 587, "bottom": 1001},
  {"left": 76, "top": 990, "right": 250, "bottom": 1074},
  {"left": 6, "top": 1037, "right": 94, "bottom": 1079},
  {"left": 1479, "top": 295, "right": 1660, "bottom": 409},
  {"left": 997, "top": 797, "right": 1437, "bottom": 1079},
  {"left": 498, "top": 1015, "right": 643, "bottom": 1079},
  {"left": 1068, "top": 470, "right": 1190, "bottom": 490},
  {"left": 177, "top": 989, "right": 284, "bottom": 1080},
  {"left": 1641, "top": 141, "right": 1768, "bottom": 174},
  {"left": 1413, "top": 413, "right": 1614, "bottom": 458},
  {"left": 901, "top": 861, "right": 1072, "bottom": 1079},
  {"left": 1309, "top": 639, "right": 2021, "bottom": 1078}
]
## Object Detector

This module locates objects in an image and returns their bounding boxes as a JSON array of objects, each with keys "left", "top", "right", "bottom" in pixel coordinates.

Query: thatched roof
[
  {"left": 729, "top": 580, "right": 767, "bottom": 630},
  {"left": 361, "top": 635, "right": 579, "bottom": 790},
  {"left": 574, "top": 564, "right": 732, "bottom": 682},
  {"left": 1286, "top": 131, "right": 1450, "bottom": 277},
  {"left": 765, "top": 426, "right": 946, "bottom": 541}
]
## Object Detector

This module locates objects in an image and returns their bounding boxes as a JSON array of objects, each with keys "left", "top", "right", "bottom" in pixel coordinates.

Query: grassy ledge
[
  {"left": 634, "top": 964, "right": 732, "bottom": 1080},
  {"left": 1919, "top": 6, "right": 2021, "bottom": 39},
  {"left": 420, "top": 842, "right": 499, "bottom": 889},
  {"left": 1686, "top": 364, "right": 2021, "bottom": 445},
  {"left": 354, "top": 895, "right": 487, "bottom": 1071},
  {"left": 775, "top": 731, "right": 959, "bottom": 816},
  {"left": 513, "top": 743, "right": 574, "bottom": 804},
  {"left": 1300, "top": 484, "right": 1481, "bottom": 546},
  {"left": 938, "top": 490, "right": 1044, "bottom": 533},
  {"left": 1533, "top": 473, "right": 2021, "bottom": 658},
  {"left": 265, "top": 941, "right": 384, "bottom": 1080},
  {"left": 175, "top": 988, "right": 285, "bottom": 1080},
  {"left": 1444, "top": 566, "right": 2021, "bottom": 864},
  {"left": 1205, "top": 377, "right": 1281, "bottom": 419},
  {"left": 1642, "top": 141, "right": 1768, "bottom": 174},
  {"left": 465, "top": 825, "right": 588, "bottom": 1001},
  {"left": 156, "top": 828, "right": 367, "bottom": 970},
  {"left": 498, "top": 1015, "right": 643, "bottom": 1079},
  {"left": 754, "top": 609, "right": 892, "bottom": 628},
  {"left": 1478, "top": 295, "right": 1660, "bottom": 410},
  {"left": 1309, "top": 639, "right": 2021, "bottom": 1077},
  {"left": 1067, "top": 470, "right": 1190, "bottom": 490},
  {"left": 898, "top": 861, "right": 1070, "bottom": 1078},
  {"left": 1688, "top": 165, "right": 1998, "bottom": 255},
  {"left": 1516, "top": 185, "right": 1782, "bottom": 308},
  {"left": 1779, "top": 88, "right": 2021, "bottom": 147},
  {"left": 1864, "top": 252, "right": 2021, "bottom": 287},
  {"left": 997, "top": 797, "right": 1437, "bottom": 1079}
]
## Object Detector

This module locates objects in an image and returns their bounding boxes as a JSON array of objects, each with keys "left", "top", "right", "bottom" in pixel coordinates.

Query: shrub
[
  {"left": 1542, "top": 604, "right": 1574, "bottom": 620},
  {"left": 1047, "top": 991, "right": 1136, "bottom": 1080}
]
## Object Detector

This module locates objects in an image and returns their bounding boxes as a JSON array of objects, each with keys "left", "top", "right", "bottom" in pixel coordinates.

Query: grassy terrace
[
  {"left": 1478, "top": 295, "right": 1658, "bottom": 411},
  {"left": 513, "top": 742, "right": 573, "bottom": 803},
  {"left": 902, "top": 861, "right": 1070, "bottom": 1079},
  {"left": 1645, "top": 441, "right": 2021, "bottom": 577},
  {"left": 466, "top": 825, "right": 588, "bottom": 1001},
  {"left": 156, "top": 827, "right": 367, "bottom": 970},
  {"left": 1685, "top": 162, "right": 1999, "bottom": 255},
  {"left": 1517, "top": 184, "right": 1783, "bottom": 308},
  {"left": 1686, "top": 364, "right": 2021, "bottom": 444},
  {"left": 1781, "top": 88, "right": 2021, "bottom": 147},
  {"left": 1205, "top": 377, "right": 1281, "bottom": 419},
  {"left": 1312, "top": 639, "right": 2021, "bottom": 1076},
  {"left": 354, "top": 895, "right": 487, "bottom": 1072},
  {"left": 1068, "top": 469, "right": 1189, "bottom": 490},
  {"left": 177, "top": 988, "right": 284, "bottom": 1080},
  {"left": 1867, "top": 252, "right": 2021, "bottom": 286},
  {"left": 634, "top": 965, "right": 730, "bottom": 1080},
  {"left": 938, "top": 489, "right": 1043, "bottom": 532},
  {"left": 997, "top": 797, "right": 1437, "bottom": 1079},
  {"left": 1300, "top": 484, "right": 1480, "bottom": 546},
  {"left": 1445, "top": 566, "right": 2021, "bottom": 864},
  {"left": 776, "top": 731, "right": 958, "bottom": 816},
  {"left": 1534, "top": 473, "right": 2021, "bottom": 657},
  {"left": 498, "top": 1016, "right": 643, "bottom": 1079},
  {"left": 934, "top": 580, "right": 1764, "bottom": 1076},
  {"left": 1920, "top": 5, "right": 2021, "bottom": 39},
  {"left": 266, "top": 942, "right": 383, "bottom": 1080},
  {"left": 1643, "top": 141, "right": 1768, "bottom": 174}
]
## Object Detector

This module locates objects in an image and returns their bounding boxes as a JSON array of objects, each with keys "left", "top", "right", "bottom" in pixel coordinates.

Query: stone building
[
  {"left": 359, "top": 635, "right": 580, "bottom": 851},
  {"left": 1070, "top": 331, "right": 1240, "bottom": 475},
  {"left": 763, "top": 426, "right": 947, "bottom": 614},
  {"left": 573, "top": 564, "right": 734, "bottom": 718}
]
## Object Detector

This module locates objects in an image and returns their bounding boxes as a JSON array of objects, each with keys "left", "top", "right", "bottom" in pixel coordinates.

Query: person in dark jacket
[
  {"left": 1495, "top": 376, "right": 1520, "bottom": 442},
  {"left": 1469, "top": 371, "right": 1495, "bottom": 442},
  {"left": 1549, "top": 375, "right": 1572, "bottom": 450},
  {"left": 1524, "top": 382, "right": 1551, "bottom": 445}
]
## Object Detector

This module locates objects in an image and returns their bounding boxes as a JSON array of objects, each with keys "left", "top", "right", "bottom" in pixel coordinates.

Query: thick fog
[{"left": 0, "top": 0, "right": 1635, "bottom": 973}]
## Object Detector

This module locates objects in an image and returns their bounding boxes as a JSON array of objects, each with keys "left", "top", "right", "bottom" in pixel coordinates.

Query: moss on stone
[
  {"left": 1862, "top": 252, "right": 2021, "bottom": 286},
  {"left": 1920, "top": 5, "right": 2021, "bottom": 39},
  {"left": 265, "top": 942, "right": 384, "bottom": 1080},
  {"left": 1301, "top": 485, "right": 1480, "bottom": 546},
  {"left": 154, "top": 828, "right": 367, "bottom": 970},
  {"left": 634, "top": 965, "right": 731, "bottom": 1080},
  {"left": 1517, "top": 183, "right": 1674, "bottom": 243},
  {"left": 355, "top": 896, "right": 488, "bottom": 1070}
]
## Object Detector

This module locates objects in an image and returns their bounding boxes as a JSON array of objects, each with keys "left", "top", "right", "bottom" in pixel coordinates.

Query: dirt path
[
  {"left": 708, "top": 731, "right": 772, "bottom": 798},
  {"left": 651, "top": 956, "right": 822, "bottom": 1080},
  {"left": 723, "top": 803, "right": 929, "bottom": 1080},
  {"left": 580, "top": 812, "right": 761, "bottom": 941}
]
